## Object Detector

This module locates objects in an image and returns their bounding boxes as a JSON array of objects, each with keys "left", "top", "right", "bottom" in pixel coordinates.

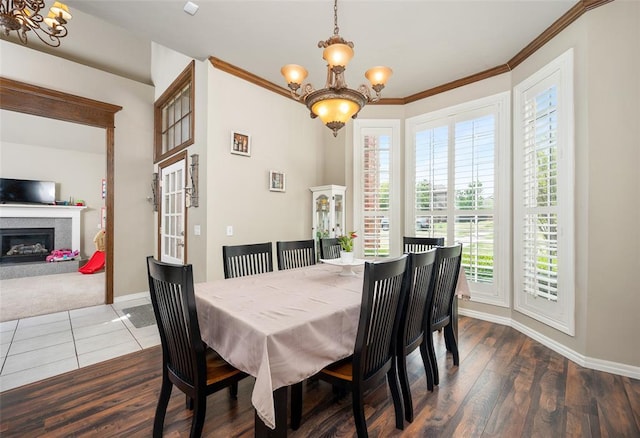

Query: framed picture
[
  {"left": 269, "top": 170, "right": 286, "bottom": 192},
  {"left": 231, "top": 131, "right": 251, "bottom": 156}
]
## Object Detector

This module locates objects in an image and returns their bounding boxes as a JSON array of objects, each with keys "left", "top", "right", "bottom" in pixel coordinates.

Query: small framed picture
[
  {"left": 231, "top": 131, "right": 251, "bottom": 156},
  {"left": 269, "top": 170, "right": 286, "bottom": 192}
]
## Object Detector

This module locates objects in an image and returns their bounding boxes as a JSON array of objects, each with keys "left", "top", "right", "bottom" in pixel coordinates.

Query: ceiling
[{"left": 64, "top": 1, "right": 576, "bottom": 99}]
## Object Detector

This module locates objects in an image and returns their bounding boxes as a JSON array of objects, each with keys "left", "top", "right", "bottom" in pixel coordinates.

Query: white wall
[{"left": 0, "top": 40, "right": 156, "bottom": 298}]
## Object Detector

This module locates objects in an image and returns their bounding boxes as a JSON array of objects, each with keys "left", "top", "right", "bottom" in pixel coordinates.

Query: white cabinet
[{"left": 310, "top": 185, "right": 346, "bottom": 243}]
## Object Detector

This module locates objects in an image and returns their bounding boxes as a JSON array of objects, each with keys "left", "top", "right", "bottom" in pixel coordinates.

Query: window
[
  {"left": 513, "top": 49, "right": 575, "bottom": 335},
  {"left": 353, "top": 120, "right": 401, "bottom": 258},
  {"left": 154, "top": 61, "right": 195, "bottom": 162},
  {"left": 406, "top": 92, "right": 510, "bottom": 307}
]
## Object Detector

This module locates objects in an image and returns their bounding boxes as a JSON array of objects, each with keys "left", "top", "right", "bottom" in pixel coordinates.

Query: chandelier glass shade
[
  {"left": 0, "top": 1, "right": 72, "bottom": 47},
  {"left": 281, "top": 0, "right": 392, "bottom": 137}
]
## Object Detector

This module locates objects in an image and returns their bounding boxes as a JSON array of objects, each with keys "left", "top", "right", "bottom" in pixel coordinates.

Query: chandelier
[
  {"left": 281, "top": 0, "right": 392, "bottom": 137},
  {"left": 0, "top": 1, "right": 72, "bottom": 47}
]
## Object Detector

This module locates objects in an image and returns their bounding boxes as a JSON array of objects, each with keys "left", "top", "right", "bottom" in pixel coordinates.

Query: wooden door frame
[{"left": 0, "top": 77, "right": 122, "bottom": 304}]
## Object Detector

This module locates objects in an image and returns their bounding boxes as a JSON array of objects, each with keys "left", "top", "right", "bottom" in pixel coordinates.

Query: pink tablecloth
[{"left": 194, "top": 263, "right": 364, "bottom": 429}]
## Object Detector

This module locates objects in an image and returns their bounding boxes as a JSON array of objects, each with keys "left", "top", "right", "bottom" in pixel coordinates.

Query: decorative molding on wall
[
  {"left": 210, "top": 0, "right": 613, "bottom": 105},
  {"left": 458, "top": 306, "right": 640, "bottom": 380}
]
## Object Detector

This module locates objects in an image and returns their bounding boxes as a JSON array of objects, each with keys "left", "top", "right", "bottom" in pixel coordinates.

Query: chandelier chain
[{"left": 333, "top": 0, "right": 339, "bottom": 36}]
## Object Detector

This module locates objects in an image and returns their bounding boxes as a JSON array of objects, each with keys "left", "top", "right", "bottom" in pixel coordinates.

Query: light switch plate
[
  {"left": 226, "top": 225, "right": 233, "bottom": 236},
  {"left": 194, "top": 225, "right": 201, "bottom": 236}
]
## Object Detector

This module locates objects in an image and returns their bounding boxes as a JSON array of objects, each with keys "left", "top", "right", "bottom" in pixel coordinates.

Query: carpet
[{"left": 122, "top": 304, "right": 156, "bottom": 328}]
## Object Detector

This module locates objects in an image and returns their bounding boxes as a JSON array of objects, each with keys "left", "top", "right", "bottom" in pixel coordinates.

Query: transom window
[{"left": 154, "top": 61, "right": 195, "bottom": 163}]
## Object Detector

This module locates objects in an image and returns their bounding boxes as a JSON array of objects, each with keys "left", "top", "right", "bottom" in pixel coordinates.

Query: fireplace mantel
[{"left": 0, "top": 204, "right": 86, "bottom": 251}]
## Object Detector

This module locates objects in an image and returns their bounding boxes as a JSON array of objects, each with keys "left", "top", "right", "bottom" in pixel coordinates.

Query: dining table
[
  {"left": 195, "top": 262, "right": 365, "bottom": 437},
  {"left": 194, "top": 260, "right": 470, "bottom": 437}
]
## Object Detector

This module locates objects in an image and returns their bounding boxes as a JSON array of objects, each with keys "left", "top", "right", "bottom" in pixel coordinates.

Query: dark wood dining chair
[
  {"left": 319, "top": 237, "right": 341, "bottom": 260},
  {"left": 425, "top": 244, "right": 463, "bottom": 390},
  {"left": 403, "top": 236, "right": 445, "bottom": 253},
  {"left": 292, "top": 255, "right": 408, "bottom": 437},
  {"left": 276, "top": 239, "right": 316, "bottom": 270},
  {"left": 396, "top": 249, "right": 437, "bottom": 423},
  {"left": 146, "top": 256, "right": 248, "bottom": 438},
  {"left": 222, "top": 242, "right": 273, "bottom": 278}
]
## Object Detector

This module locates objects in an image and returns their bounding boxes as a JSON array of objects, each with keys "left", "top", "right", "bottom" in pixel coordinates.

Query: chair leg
[
  {"left": 229, "top": 382, "right": 238, "bottom": 399},
  {"left": 444, "top": 323, "right": 459, "bottom": 366},
  {"left": 291, "top": 382, "right": 303, "bottom": 430},
  {"left": 388, "top": 365, "right": 405, "bottom": 430},
  {"left": 419, "top": 340, "right": 435, "bottom": 392},
  {"left": 396, "top": 353, "right": 414, "bottom": 423},
  {"left": 153, "top": 377, "right": 172, "bottom": 438},
  {"left": 186, "top": 395, "right": 193, "bottom": 410},
  {"left": 190, "top": 394, "right": 207, "bottom": 438},
  {"left": 425, "top": 332, "right": 439, "bottom": 389},
  {"left": 351, "top": 389, "right": 369, "bottom": 438}
]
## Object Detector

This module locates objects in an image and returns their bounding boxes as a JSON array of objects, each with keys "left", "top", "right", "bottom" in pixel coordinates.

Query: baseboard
[
  {"left": 114, "top": 291, "right": 149, "bottom": 303},
  {"left": 458, "top": 308, "right": 640, "bottom": 380}
]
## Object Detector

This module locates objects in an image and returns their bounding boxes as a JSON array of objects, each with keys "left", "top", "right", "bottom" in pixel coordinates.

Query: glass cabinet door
[
  {"left": 315, "top": 194, "right": 331, "bottom": 240},
  {"left": 334, "top": 193, "right": 344, "bottom": 237}
]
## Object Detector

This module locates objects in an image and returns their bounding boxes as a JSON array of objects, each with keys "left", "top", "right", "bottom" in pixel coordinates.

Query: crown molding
[{"left": 210, "top": 0, "right": 614, "bottom": 105}]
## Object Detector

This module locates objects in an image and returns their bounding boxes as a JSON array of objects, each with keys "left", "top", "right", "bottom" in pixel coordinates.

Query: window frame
[
  {"left": 513, "top": 48, "right": 575, "bottom": 336},
  {"left": 154, "top": 60, "right": 195, "bottom": 163},
  {"left": 405, "top": 92, "right": 511, "bottom": 307}
]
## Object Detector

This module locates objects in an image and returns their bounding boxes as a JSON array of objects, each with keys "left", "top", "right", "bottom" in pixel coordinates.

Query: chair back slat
[
  {"left": 403, "top": 236, "right": 445, "bottom": 254},
  {"left": 399, "top": 250, "right": 437, "bottom": 349},
  {"left": 354, "top": 255, "right": 408, "bottom": 382},
  {"left": 222, "top": 242, "right": 273, "bottom": 278},
  {"left": 147, "top": 257, "right": 205, "bottom": 389},
  {"left": 276, "top": 240, "right": 316, "bottom": 270},
  {"left": 319, "top": 238, "right": 342, "bottom": 260},
  {"left": 429, "top": 244, "right": 462, "bottom": 329}
]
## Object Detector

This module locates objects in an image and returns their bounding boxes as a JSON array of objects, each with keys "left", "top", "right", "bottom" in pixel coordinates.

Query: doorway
[{"left": 0, "top": 77, "right": 121, "bottom": 304}]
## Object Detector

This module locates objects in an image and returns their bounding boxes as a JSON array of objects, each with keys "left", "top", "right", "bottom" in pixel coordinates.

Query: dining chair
[
  {"left": 276, "top": 239, "right": 316, "bottom": 270},
  {"left": 292, "top": 255, "right": 408, "bottom": 437},
  {"left": 396, "top": 249, "right": 437, "bottom": 423},
  {"left": 146, "top": 256, "right": 248, "bottom": 438},
  {"left": 222, "top": 242, "right": 273, "bottom": 279},
  {"left": 403, "top": 236, "right": 445, "bottom": 253},
  {"left": 319, "top": 237, "right": 341, "bottom": 260},
  {"left": 425, "top": 243, "right": 463, "bottom": 390}
]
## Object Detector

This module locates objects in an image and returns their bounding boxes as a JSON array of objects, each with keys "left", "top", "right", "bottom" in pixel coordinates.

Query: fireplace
[{"left": 0, "top": 227, "right": 55, "bottom": 264}]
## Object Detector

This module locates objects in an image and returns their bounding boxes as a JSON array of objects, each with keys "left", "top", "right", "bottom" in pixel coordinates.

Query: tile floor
[{"left": 0, "top": 295, "right": 160, "bottom": 392}]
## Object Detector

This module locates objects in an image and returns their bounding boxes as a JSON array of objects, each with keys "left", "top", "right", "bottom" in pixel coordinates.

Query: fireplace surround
[{"left": 0, "top": 204, "right": 85, "bottom": 279}]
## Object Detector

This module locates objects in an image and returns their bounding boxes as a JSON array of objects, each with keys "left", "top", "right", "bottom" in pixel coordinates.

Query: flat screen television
[{"left": 0, "top": 178, "right": 56, "bottom": 205}]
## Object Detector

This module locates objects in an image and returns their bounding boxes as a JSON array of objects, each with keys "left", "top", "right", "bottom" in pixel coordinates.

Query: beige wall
[
  {"left": 0, "top": 40, "right": 156, "bottom": 298},
  {"left": 584, "top": 0, "right": 640, "bottom": 366},
  {"left": 205, "top": 66, "right": 326, "bottom": 280}
]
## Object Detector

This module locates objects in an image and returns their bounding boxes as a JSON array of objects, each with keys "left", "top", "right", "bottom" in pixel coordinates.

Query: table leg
[{"left": 255, "top": 386, "right": 288, "bottom": 438}]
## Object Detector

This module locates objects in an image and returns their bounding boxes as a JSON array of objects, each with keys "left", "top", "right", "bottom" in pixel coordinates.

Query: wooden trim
[
  {"left": 507, "top": 0, "right": 613, "bottom": 69},
  {"left": 208, "top": 1, "right": 612, "bottom": 104},
  {"left": 404, "top": 64, "right": 511, "bottom": 104},
  {"left": 209, "top": 57, "right": 294, "bottom": 100},
  {"left": 0, "top": 77, "right": 121, "bottom": 127},
  {"left": 0, "top": 77, "right": 121, "bottom": 304}
]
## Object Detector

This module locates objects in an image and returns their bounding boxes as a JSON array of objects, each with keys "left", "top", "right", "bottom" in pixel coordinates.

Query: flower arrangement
[{"left": 337, "top": 231, "right": 358, "bottom": 252}]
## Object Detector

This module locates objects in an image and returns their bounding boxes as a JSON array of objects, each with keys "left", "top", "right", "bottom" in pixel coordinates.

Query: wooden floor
[{"left": 1, "top": 316, "right": 639, "bottom": 437}]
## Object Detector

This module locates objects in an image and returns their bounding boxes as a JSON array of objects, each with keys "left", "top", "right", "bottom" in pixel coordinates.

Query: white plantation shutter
[
  {"left": 406, "top": 92, "right": 510, "bottom": 307},
  {"left": 514, "top": 48, "right": 574, "bottom": 335},
  {"left": 454, "top": 114, "right": 495, "bottom": 284},
  {"left": 414, "top": 124, "right": 448, "bottom": 237},
  {"left": 354, "top": 121, "right": 401, "bottom": 259},
  {"left": 521, "top": 86, "right": 558, "bottom": 299}
]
